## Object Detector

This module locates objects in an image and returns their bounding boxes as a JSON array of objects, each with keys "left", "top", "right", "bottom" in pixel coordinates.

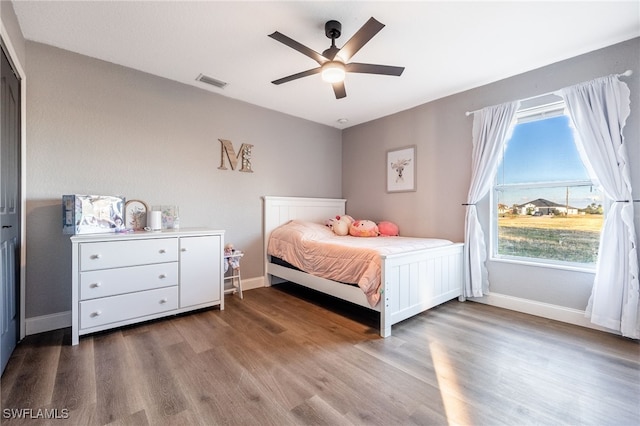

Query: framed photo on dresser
[{"left": 125, "top": 199, "right": 148, "bottom": 230}]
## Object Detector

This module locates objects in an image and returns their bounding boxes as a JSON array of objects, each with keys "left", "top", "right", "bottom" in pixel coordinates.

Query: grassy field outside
[{"left": 497, "top": 214, "right": 603, "bottom": 264}]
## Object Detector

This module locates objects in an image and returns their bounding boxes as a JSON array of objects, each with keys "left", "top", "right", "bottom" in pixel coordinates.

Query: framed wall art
[
  {"left": 387, "top": 145, "right": 416, "bottom": 193},
  {"left": 125, "top": 199, "right": 148, "bottom": 230}
]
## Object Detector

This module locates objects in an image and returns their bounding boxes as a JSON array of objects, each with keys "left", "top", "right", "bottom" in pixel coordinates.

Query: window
[{"left": 492, "top": 99, "right": 604, "bottom": 267}]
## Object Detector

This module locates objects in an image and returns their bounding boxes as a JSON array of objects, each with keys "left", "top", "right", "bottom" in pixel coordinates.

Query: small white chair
[{"left": 223, "top": 251, "right": 244, "bottom": 299}]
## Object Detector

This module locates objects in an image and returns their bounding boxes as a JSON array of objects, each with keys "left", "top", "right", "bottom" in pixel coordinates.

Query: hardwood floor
[{"left": 2, "top": 284, "right": 639, "bottom": 425}]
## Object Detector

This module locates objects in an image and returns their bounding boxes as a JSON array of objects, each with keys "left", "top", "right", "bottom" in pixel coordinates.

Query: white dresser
[{"left": 71, "top": 228, "right": 224, "bottom": 345}]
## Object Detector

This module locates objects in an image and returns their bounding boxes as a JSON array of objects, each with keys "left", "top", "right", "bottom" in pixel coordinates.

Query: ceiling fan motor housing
[{"left": 325, "top": 20, "right": 342, "bottom": 40}]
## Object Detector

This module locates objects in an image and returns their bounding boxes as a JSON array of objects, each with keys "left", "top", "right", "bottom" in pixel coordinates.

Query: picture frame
[
  {"left": 152, "top": 205, "right": 180, "bottom": 229},
  {"left": 387, "top": 145, "right": 416, "bottom": 193},
  {"left": 125, "top": 199, "right": 148, "bottom": 230}
]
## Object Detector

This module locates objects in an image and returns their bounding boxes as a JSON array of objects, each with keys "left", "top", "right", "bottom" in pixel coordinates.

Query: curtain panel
[
  {"left": 464, "top": 102, "right": 519, "bottom": 297},
  {"left": 561, "top": 75, "right": 639, "bottom": 338}
]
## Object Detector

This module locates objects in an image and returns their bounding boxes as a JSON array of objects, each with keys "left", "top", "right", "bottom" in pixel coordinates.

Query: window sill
[{"left": 490, "top": 256, "right": 597, "bottom": 274}]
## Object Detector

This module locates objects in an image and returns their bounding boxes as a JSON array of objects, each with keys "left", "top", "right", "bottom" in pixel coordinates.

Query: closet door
[{"left": 1, "top": 46, "right": 21, "bottom": 374}]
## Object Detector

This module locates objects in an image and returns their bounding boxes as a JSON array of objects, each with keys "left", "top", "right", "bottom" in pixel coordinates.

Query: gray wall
[
  {"left": 25, "top": 42, "right": 341, "bottom": 319},
  {"left": 1, "top": 1, "right": 25, "bottom": 66},
  {"left": 343, "top": 38, "right": 639, "bottom": 313},
  {"left": 343, "top": 93, "right": 470, "bottom": 242}
]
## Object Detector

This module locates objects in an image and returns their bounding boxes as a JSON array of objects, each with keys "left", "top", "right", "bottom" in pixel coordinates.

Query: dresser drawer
[
  {"left": 80, "top": 286, "right": 178, "bottom": 330},
  {"left": 80, "top": 262, "right": 178, "bottom": 300},
  {"left": 80, "top": 238, "right": 178, "bottom": 271}
]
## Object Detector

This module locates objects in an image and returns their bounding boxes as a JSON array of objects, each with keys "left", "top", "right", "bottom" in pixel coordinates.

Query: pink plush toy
[
  {"left": 349, "top": 219, "right": 379, "bottom": 237},
  {"left": 326, "top": 215, "right": 354, "bottom": 236},
  {"left": 378, "top": 221, "right": 399, "bottom": 236}
]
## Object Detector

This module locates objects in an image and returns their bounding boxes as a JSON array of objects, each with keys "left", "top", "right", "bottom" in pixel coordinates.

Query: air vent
[{"left": 196, "top": 74, "right": 227, "bottom": 89}]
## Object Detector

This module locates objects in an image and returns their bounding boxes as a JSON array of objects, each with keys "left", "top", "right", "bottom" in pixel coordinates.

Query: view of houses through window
[{"left": 493, "top": 100, "right": 604, "bottom": 266}]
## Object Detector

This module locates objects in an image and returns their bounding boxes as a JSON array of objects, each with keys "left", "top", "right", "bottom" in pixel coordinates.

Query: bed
[{"left": 263, "top": 196, "right": 465, "bottom": 337}]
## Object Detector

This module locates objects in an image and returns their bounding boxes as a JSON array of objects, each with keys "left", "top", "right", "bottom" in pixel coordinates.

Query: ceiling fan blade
[
  {"left": 271, "top": 67, "right": 322, "bottom": 85},
  {"left": 332, "top": 81, "right": 346, "bottom": 99},
  {"left": 346, "top": 62, "right": 405, "bottom": 76},
  {"left": 269, "top": 31, "right": 328, "bottom": 65},
  {"left": 337, "top": 17, "right": 385, "bottom": 62}
]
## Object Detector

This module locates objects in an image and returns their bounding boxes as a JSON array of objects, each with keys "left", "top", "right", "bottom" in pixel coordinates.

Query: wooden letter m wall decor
[{"left": 218, "top": 139, "right": 253, "bottom": 173}]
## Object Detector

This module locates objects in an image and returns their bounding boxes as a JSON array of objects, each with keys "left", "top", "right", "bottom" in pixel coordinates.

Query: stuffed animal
[
  {"left": 224, "top": 243, "right": 241, "bottom": 272},
  {"left": 332, "top": 217, "right": 349, "bottom": 236},
  {"left": 349, "top": 219, "right": 379, "bottom": 237},
  {"left": 378, "top": 221, "right": 399, "bottom": 236},
  {"left": 326, "top": 215, "right": 354, "bottom": 236},
  {"left": 325, "top": 217, "right": 337, "bottom": 231}
]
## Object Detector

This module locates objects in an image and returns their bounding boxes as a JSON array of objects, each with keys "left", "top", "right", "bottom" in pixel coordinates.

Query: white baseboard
[
  {"left": 241, "top": 276, "right": 265, "bottom": 291},
  {"left": 470, "top": 292, "right": 616, "bottom": 335},
  {"left": 26, "top": 311, "right": 71, "bottom": 335}
]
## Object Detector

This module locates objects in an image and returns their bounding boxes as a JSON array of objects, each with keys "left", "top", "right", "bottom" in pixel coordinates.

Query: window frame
[{"left": 489, "top": 99, "right": 602, "bottom": 272}]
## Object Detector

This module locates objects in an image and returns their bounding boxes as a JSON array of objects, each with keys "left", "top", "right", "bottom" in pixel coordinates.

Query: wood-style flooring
[{"left": 1, "top": 283, "right": 639, "bottom": 425}]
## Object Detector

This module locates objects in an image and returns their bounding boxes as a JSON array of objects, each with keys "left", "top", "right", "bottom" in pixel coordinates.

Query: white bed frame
[{"left": 263, "top": 196, "right": 465, "bottom": 337}]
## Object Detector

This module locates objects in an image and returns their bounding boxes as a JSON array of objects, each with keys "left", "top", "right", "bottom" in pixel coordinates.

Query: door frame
[{"left": 1, "top": 23, "right": 26, "bottom": 341}]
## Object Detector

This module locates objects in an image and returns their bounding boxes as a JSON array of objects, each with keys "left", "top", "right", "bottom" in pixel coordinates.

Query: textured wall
[{"left": 25, "top": 42, "right": 341, "bottom": 318}]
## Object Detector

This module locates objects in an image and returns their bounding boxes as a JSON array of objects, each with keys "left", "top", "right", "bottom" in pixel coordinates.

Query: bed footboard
[{"left": 380, "top": 243, "right": 464, "bottom": 336}]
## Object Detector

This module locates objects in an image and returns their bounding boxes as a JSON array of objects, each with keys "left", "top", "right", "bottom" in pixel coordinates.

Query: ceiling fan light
[{"left": 321, "top": 61, "right": 345, "bottom": 83}]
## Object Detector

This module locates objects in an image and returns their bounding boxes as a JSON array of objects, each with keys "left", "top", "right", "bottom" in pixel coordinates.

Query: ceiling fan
[{"left": 268, "top": 17, "right": 405, "bottom": 99}]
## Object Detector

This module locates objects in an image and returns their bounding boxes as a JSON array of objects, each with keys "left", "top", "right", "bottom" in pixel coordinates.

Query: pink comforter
[{"left": 267, "top": 220, "right": 454, "bottom": 307}]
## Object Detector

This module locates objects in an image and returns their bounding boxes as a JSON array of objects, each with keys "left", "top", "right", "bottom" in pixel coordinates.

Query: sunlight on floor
[{"left": 430, "top": 341, "right": 471, "bottom": 426}]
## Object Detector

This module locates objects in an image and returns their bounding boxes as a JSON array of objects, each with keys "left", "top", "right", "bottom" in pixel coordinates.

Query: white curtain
[
  {"left": 561, "top": 75, "right": 639, "bottom": 338},
  {"left": 464, "top": 102, "right": 519, "bottom": 297}
]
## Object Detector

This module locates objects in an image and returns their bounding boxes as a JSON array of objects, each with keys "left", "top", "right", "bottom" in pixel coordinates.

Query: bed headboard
[{"left": 263, "top": 196, "right": 346, "bottom": 264}]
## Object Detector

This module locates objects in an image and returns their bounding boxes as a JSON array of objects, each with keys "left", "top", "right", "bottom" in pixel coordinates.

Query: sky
[{"left": 495, "top": 114, "right": 602, "bottom": 209}]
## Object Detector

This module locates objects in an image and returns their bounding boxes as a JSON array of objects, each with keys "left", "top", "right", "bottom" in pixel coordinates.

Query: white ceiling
[{"left": 11, "top": 1, "right": 640, "bottom": 128}]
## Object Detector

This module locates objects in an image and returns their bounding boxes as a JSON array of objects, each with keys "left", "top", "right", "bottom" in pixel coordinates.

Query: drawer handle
[
  {"left": 158, "top": 274, "right": 166, "bottom": 279},
  {"left": 159, "top": 249, "right": 166, "bottom": 254},
  {"left": 181, "top": 248, "right": 187, "bottom": 252},
  {"left": 90, "top": 282, "right": 102, "bottom": 288},
  {"left": 90, "top": 254, "right": 102, "bottom": 260},
  {"left": 160, "top": 298, "right": 168, "bottom": 304},
  {"left": 90, "top": 311, "right": 102, "bottom": 318}
]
